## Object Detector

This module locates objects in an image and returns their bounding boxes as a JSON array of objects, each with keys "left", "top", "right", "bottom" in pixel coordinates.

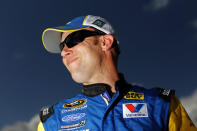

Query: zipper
[{"left": 100, "top": 91, "right": 112, "bottom": 106}]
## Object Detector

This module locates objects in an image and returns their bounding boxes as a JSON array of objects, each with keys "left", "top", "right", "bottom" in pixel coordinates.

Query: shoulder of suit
[
  {"left": 39, "top": 94, "right": 84, "bottom": 123},
  {"left": 130, "top": 84, "right": 175, "bottom": 102},
  {"left": 39, "top": 104, "right": 55, "bottom": 123},
  {"left": 37, "top": 121, "right": 45, "bottom": 131},
  {"left": 151, "top": 87, "right": 176, "bottom": 102},
  {"left": 39, "top": 99, "right": 68, "bottom": 123}
]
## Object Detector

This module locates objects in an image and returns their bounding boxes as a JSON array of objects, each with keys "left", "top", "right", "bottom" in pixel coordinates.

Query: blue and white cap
[{"left": 42, "top": 15, "right": 118, "bottom": 53}]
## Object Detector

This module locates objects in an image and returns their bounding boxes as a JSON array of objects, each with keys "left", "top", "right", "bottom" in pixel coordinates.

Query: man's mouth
[{"left": 67, "top": 57, "right": 79, "bottom": 65}]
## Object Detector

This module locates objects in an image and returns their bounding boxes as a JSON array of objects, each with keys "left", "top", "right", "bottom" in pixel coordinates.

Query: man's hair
[
  {"left": 93, "top": 28, "right": 120, "bottom": 56},
  {"left": 90, "top": 27, "right": 120, "bottom": 66}
]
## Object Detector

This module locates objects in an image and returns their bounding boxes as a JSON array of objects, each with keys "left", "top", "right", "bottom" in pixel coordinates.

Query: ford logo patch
[{"left": 62, "top": 113, "right": 86, "bottom": 122}]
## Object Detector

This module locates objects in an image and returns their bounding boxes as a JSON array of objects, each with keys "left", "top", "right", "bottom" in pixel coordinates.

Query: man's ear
[{"left": 101, "top": 34, "right": 114, "bottom": 51}]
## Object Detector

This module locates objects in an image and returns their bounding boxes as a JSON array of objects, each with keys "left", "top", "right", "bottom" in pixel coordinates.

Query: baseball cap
[{"left": 42, "top": 15, "right": 118, "bottom": 53}]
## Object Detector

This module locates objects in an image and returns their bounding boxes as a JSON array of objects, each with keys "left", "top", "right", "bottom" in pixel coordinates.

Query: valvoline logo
[
  {"left": 62, "top": 113, "right": 86, "bottom": 122},
  {"left": 123, "top": 103, "right": 148, "bottom": 118},
  {"left": 125, "top": 103, "right": 144, "bottom": 112}
]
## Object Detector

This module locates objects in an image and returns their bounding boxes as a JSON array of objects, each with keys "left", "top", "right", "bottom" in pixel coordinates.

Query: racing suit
[{"left": 38, "top": 74, "right": 196, "bottom": 131}]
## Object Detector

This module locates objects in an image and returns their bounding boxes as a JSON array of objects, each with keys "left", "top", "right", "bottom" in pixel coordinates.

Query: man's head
[{"left": 42, "top": 15, "right": 120, "bottom": 84}]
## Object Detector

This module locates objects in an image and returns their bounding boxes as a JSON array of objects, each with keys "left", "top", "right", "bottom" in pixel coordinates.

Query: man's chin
[{"left": 70, "top": 72, "right": 88, "bottom": 84}]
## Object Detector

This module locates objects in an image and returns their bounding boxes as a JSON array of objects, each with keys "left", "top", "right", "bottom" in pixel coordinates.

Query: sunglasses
[{"left": 59, "top": 29, "right": 105, "bottom": 51}]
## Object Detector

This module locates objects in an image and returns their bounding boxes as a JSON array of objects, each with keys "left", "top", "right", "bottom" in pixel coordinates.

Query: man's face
[{"left": 60, "top": 28, "right": 103, "bottom": 83}]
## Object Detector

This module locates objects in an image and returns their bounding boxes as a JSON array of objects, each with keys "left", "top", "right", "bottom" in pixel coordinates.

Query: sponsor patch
[
  {"left": 61, "top": 104, "right": 87, "bottom": 114},
  {"left": 62, "top": 113, "right": 86, "bottom": 122},
  {"left": 40, "top": 106, "right": 54, "bottom": 123},
  {"left": 63, "top": 99, "right": 87, "bottom": 108},
  {"left": 92, "top": 19, "right": 105, "bottom": 27},
  {"left": 158, "top": 88, "right": 175, "bottom": 101},
  {"left": 59, "top": 120, "right": 86, "bottom": 130},
  {"left": 123, "top": 103, "right": 148, "bottom": 118},
  {"left": 124, "top": 92, "right": 144, "bottom": 100}
]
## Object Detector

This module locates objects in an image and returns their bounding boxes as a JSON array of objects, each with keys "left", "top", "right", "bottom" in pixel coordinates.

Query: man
[{"left": 38, "top": 15, "right": 196, "bottom": 131}]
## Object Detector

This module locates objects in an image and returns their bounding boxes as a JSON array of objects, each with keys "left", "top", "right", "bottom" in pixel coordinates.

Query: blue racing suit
[{"left": 38, "top": 74, "right": 196, "bottom": 131}]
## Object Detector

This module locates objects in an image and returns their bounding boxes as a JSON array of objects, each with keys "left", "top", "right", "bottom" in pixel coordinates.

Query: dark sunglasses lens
[
  {"left": 65, "top": 31, "right": 85, "bottom": 48},
  {"left": 60, "top": 30, "right": 104, "bottom": 51},
  {"left": 59, "top": 42, "right": 65, "bottom": 51},
  {"left": 66, "top": 40, "right": 81, "bottom": 48}
]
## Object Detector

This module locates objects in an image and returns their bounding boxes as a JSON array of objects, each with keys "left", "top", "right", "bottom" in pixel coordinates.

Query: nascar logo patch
[
  {"left": 122, "top": 103, "right": 148, "bottom": 118},
  {"left": 63, "top": 99, "right": 86, "bottom": 108}
]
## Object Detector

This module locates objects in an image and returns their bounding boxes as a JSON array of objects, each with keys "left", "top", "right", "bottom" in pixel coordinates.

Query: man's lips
[{"left": 67, "top": 57, "right": 79, "bottom": 65}]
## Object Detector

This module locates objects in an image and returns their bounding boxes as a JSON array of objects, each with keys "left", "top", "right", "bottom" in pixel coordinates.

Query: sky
[{"left": 0, "top": 0, "right": 197, "bottom": 130}]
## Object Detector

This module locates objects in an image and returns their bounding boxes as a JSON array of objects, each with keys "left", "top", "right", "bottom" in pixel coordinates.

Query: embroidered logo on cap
[
  {"left": 92, "top": 19, "right": 105, "bottom": 27},
  {"left": 123, "top": 103, "right": 148, "bottom": 118}
]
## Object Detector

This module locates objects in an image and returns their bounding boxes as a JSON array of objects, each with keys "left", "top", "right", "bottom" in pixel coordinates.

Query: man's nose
[{"left": 61, "top": 46, "right": 73, "bottom": 57}]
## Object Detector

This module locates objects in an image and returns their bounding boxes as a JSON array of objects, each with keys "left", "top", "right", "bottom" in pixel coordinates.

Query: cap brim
[{"left": 42, "top": 25, "right": 88, "bottom": 53}]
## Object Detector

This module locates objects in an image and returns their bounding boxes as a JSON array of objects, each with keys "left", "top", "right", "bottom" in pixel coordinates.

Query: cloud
[
  {"left": 1, "top": 115, "right": 39, "bottom": 131},
  {"left": 180, "top": 88, "right": 197, "bottom": 126},
  {"left": 144, "top": 0, "right": 169, "bottom": 11}
]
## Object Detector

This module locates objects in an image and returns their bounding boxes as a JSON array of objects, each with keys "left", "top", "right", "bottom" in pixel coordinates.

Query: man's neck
[
  {"left": 83, "top": 65, "right": 119, "bottom": 93},
  {"left": 83, "top": 51, "right": 120, "bottom": 93}
]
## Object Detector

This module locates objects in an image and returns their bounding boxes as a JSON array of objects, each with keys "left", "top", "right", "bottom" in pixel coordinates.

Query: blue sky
[{"left": 0, "top": 0, "right": 197, "bottom": 129}]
